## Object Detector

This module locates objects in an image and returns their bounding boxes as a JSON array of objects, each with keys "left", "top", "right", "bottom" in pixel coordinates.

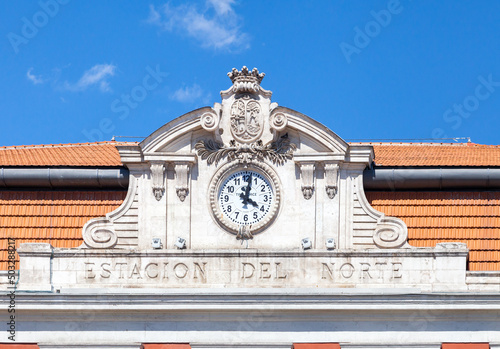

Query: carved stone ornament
[
  {"left": 174, "top": 163, "right": 191, "bottom": 202},
  {"left": 230, "top": 96, "right": 263, "bottom": 143},
  {"left": 353, "top": 175, "right": 409, "bottom": 249},
  {"left": 200, "top": 111, "right": 220, "bottom": 132},
  {"left": 324, "top": 163, "right": 339, "bottom": 199},
  {"left": 82, "top": 222, "right": 117, "bottom": 249},
  {"left": 373, "top": 220, "right": 408, "bottom": 249},
  {"left": 82, "top": 175, "right": 139, "bottom": 249},
  {"left": 236, "top": 225, "right": 253, "bottom": 240},
  {"left": 195, "top": 133, "right": 297, "bottom": 166},
  {"left": 269, "top": 112, "right": 288, "bottom": 132},
  {"left": 150, "top": 162, "right": 166, "bottom": 201},
  {"left": 298, "top": 163, "right": 315, "bottom": 200},
  {"left": 227, "top": 66, "right": 265, "bottom": 93}
]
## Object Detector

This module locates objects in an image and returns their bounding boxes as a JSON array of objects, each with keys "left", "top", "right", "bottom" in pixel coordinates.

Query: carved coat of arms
[{"left": 230, "top": 97, "right": 263, "bottom": 143}]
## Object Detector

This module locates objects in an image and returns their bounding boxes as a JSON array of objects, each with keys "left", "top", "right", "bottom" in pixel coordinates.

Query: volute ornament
[
  {"left": 200, "top": 111, "right": 220, "bottom": 132},
  {"left": 269, "top": 112, "right": 288, "bottom": 132}
]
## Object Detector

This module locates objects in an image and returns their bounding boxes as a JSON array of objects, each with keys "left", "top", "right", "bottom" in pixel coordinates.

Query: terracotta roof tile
[
  {"left": 367, "top": 191, "right": 500, "bottom": 271},
  {"left": 1, "top": 141, "right": 500, "bottom": 168},
  {"left": 0, "top": 190, "right": 126, "bottom": 270},
  {"left": 367, "top": 143, "right": 500, "bottom": 167},
  {"left": 0, "top": 142, "right": 135, "bottom": 167}
]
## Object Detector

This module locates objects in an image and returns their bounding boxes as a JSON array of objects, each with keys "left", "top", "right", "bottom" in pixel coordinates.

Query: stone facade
[{"left": 3, "top": 67, "right": 500, "bottom": 348}]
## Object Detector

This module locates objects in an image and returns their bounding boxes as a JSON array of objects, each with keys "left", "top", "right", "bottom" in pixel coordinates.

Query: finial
[{"left": 227, "top": 66, "right": 265, "bottom": 93}]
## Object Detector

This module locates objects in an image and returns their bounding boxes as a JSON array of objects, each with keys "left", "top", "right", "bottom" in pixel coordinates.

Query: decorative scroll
[
  {"left": 269, "top": 112, "right": 287, "bottom": 131},
  {"left": 82, "top": 221, "right": 118, "bottom": 249},
  {"left": 195, "top": 134, "right": 297, "bottom": 166},
  {"left": 354, "top": 175, "right": 409, "bottom": 249},
  {"left": 200, "top": 111, "right": 219, "bottom": 132},
  {"left": 373, "top": 219, "right": 408, "bottom": 249}
]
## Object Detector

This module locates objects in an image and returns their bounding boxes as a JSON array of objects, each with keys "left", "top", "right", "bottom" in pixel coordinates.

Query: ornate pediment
[{"left": 79, "top": 66, "right": 407, "bottom": 252}]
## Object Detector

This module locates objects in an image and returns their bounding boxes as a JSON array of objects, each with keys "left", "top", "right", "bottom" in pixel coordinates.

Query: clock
[{"left": 209, "top": 161, "right": 281, "bottom": 235}]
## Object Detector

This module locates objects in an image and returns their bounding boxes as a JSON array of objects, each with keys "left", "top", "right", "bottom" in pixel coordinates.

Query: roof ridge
[
  {"left": 0, "top": 141, "right": 138, "bottom": 150},
  {"left": 350, "top": 142, "right": 500, "bottom": 147}
]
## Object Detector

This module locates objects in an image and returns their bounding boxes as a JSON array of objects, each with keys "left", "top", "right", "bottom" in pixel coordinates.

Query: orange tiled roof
[
  {"left": 0, "top": 142, "right": 135, "bottom": 167},
  {"left": 367, "top": 191, "right": 500, "bottom": 271},
  {"left": 0, "top": 191, "right": 126, "bottom": 270},
  {"left": 352, "top": 142, "right": 500, "bottom": 167},
  {"left": 1, "top": 141, "right": 500, "bottom": 168}
]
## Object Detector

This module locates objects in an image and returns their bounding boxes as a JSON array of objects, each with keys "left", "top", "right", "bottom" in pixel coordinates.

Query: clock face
[
  {"left": 209, "top": 162, "right": 281, "bottom": 235},
  {"left": 218, "top": 170, "right": 273, "bottom": 226}
]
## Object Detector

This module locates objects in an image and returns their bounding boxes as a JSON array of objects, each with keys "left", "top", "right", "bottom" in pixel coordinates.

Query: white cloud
[
  {"left": 148, "top": 1, "right": 248, "bottom": 51},
  {"left": 63, "top": 64, "right": 116, "bottom": 92},
  {"left": 207, "top": 0, "right": 235, "bottom": 15},
  {"left": 26, "top": 68, "right": 44, "bottom": 85},
  {"left": 170, "top": 84, "right": 210, "bottom": 103}
]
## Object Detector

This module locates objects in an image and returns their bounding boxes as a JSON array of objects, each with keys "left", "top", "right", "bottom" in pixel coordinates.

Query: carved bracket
[
  {"left": 174, "top": 163, "right": 191, "bottom": 202},
  {"left": 298, "top": 162, "right": 316, "bottom": 200},
  {"left": 150, "top": 162, "right": 166, "bottom": 201},
  {"left": 324, "top": 163, "right": 339, "bottom": 199}
]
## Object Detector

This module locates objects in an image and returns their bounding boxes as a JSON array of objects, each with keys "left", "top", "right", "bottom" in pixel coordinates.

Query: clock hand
[
  {"left": 239, "top": 191, "right": 248, "bottom": 205},
  {"left": 244, "top": 173, "right": 253, "bottom": 204},
  {"left": 247, "top": 198, "right": 259, "bottom": 208},
  {"left": 240, "top": 173, "right": 253, "bottom": 206}
]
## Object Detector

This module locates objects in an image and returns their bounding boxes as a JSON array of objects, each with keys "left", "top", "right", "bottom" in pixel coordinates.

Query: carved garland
[{"left": 195, "top": 133, "right": 297, "bottom": 166}]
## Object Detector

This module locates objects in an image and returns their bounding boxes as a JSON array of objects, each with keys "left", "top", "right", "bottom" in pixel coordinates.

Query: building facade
[{"left": 1, "top": 67, "right": 500, "bottom": 348}]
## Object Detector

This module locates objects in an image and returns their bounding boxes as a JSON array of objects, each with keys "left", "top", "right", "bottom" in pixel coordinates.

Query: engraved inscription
[
  {"left": 84, "top": 261, "right": 207, "bottom": 282},
  {"left": 82, "top": 259, "right": 405, "bottom": 285},
  {"left": 240, "top": 262, "right": 288, "bottom": 280},
  {"left": 320, "top": 262, "right": 404, "bottom": 282}
]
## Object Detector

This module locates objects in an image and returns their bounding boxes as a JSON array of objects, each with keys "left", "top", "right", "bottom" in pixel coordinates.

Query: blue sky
[{"left": 2, "top": 0, "right": 500, "bottom": 146}]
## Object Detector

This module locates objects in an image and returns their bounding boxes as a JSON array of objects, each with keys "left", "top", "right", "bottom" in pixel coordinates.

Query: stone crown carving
[{"left": 228, "top": 66, "right": 265, "bottom": 93}]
